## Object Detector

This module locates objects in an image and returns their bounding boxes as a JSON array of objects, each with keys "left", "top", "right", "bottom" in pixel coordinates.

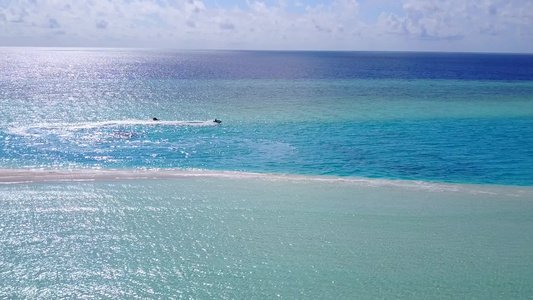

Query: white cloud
[
  {"left": 0, "top": 0, "right": 531, "bottom": 52},
  {"left": 373, "top": 0, "right": 533, "bottom": 52},
  {"left": 379, "top": 0, "right": 533, "bottom": 39}
]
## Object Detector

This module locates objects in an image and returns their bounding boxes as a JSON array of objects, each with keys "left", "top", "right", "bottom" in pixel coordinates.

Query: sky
[{"left": 0, "top": 0, "right": 532, "bottom": 53}]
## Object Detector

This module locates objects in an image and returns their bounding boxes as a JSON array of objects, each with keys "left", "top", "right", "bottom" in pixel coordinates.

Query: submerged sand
[
  {"left": 1, "top": 168, "right": 531, "bottom": 199},
  {"left": 1, "top": 168, "right": 532, "bottom": 299}
]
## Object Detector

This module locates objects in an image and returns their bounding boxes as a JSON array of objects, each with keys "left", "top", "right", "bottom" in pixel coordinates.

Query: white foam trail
[
  {"left": 67, "top": 120, "right": 219, "bottom": 130},
  {"left": 6, "top": 119, "right": 219, "bottom": 136}
]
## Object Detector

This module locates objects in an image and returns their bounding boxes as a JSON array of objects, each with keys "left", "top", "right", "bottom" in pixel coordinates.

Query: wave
[
  {"left": 5, "top": 119, "right": 220, "bottom": 136},
  {"left": 0, "top": 168, "right": 531, "bottom": 197}
]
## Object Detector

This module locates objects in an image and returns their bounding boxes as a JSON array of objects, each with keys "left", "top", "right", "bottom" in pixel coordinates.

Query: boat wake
[{"left": 6, "top": 119, "right": 220, "bottom": 137}]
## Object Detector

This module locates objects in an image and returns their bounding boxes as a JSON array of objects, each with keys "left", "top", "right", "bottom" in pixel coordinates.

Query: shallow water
[{"left": 1, "top": 177, "right": 532, "bottom": 299}]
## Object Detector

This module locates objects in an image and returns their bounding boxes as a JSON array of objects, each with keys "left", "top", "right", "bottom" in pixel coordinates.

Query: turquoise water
[
  {"left": 1, "top": 78, "right": 532, "bottom": 185},
  {"left": 1, "top": 49, "right": 533, "bottom": 184},
  {"left": 1, "top": 49, "right": 533, "bottom": 298},
  {"left": 2, "top": 178, "right": 533, "bottom": 299}
]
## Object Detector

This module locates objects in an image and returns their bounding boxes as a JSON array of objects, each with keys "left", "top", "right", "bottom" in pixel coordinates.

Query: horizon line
[{"left": 1, "top": 46, "right": 532, "bottom": 56}]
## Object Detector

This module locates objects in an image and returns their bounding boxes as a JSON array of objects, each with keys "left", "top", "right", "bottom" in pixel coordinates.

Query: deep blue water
[
  {"left": 2, "top": 49, "right": 533, "bottom": 80},
  {"left": 1, "top": 48, "right": 532, "bottom": 185}
]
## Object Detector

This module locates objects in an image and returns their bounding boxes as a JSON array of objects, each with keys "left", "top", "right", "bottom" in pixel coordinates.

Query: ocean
[{"left": 1, "top": 48, "right": 533, "bottom": 299}]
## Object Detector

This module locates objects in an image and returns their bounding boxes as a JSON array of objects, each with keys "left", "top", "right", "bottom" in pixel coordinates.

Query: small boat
[{"left": 214, "top": 119, "right": 222, "bottom": 124}]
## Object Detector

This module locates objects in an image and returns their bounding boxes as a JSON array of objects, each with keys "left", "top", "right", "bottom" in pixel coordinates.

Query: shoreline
[{"left": 1, "top": 168, "right": 531, "bottom": 196}]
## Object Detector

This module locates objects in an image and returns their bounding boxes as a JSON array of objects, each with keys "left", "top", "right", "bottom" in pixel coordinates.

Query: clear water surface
[
  {"left": 1, "top": 48, "right": 533, "bottom": 300},
  {"left": 1, "top": 48, "right": 532, "bottom": 185}
]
